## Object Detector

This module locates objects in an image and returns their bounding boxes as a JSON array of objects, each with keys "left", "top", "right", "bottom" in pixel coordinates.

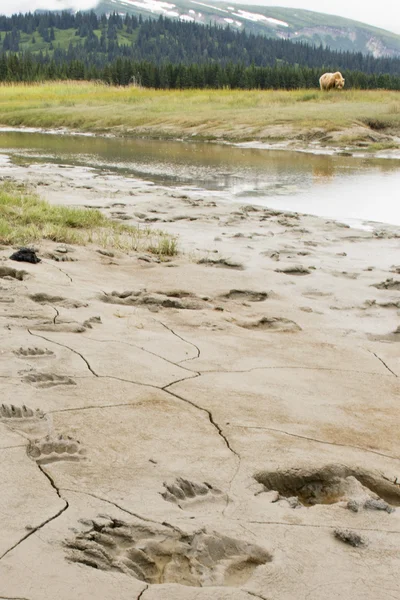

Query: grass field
[
  {"left": 0, "top": 182, "right": 177, "bottom": 255},
  {"left": 0, "top": 82, "right": 399, "bottom": 146}
]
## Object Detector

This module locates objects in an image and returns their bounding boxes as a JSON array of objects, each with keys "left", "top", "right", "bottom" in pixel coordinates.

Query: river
[{"left": 0, "top": 131, "right": 399, "bottom": 226}]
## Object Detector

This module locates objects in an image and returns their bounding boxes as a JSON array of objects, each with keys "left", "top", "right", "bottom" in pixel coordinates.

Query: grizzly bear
[{"left": 319, "top": 72, "right": 345, "bottom": 91}]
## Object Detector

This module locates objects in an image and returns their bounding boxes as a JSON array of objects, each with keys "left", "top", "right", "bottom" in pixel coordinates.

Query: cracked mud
[{"left": 0, "top": 158, "right": 399, "bottom": 600}]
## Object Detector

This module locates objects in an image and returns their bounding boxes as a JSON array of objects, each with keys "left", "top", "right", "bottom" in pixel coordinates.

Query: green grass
[
  {"left": 0, "top": 82, "right": 399, "bottom": 145},
  {"left": 0, "top": 182, "right": 178, "bottom": 255}
]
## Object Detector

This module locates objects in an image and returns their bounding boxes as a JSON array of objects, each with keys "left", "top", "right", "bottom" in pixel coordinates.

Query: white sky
[{"left": 0, "top": 0, "right": 399, "bottom": 35}]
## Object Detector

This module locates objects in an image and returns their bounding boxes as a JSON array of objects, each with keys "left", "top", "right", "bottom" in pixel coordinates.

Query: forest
[{"left": 0, "top": 11, "right": 400, "bottom": 88}]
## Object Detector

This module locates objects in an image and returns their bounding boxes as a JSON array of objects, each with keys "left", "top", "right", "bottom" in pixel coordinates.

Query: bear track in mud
[
  {"left": 255, "top": 464, "right": 400, "bottom": 508},
  {"left": 0, "top": 403, "right": 45, "bottom": 421},
  {"left": 28, "top": 434, "right": 86, "bottom": 464},
  {"left": 161, "top": 477, "right": 226, "bottom": 508},
  {"left": 14, "top": 346, "right": 54, "bottom": 358},
  {"left": 23, "top": 372, "right": 76, "bottom": 388},
  {"left": 66, "top": 516, "right": 271, "bottom": 587}
]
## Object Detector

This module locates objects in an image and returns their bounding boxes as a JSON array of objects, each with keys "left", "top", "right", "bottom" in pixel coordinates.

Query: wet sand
[{"left": 0, "top": 159, "right": 399, "bottom": 600}]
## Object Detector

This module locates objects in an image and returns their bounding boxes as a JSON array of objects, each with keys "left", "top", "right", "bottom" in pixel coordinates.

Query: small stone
[
  {"left": 334, "top": 529, "right": 366, "bottom": 547},
  {"left": 347, "top": 500, "right": 361, "bottom": 513},
  {"left": 364, "top": 498, "right": 395, "bottom": 514}
]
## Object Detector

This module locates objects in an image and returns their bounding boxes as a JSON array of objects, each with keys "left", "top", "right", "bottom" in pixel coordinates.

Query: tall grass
[
  {"left": 0, "top": 82, "right": 399, "bottom": 141},
  {"left": 0, "top": 183, "right": 178, "bottom": 256}
]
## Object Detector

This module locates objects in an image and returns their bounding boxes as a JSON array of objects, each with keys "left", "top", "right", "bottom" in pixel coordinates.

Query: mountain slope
[{"left": 95, "top": 1, "right": 400, "bottom": 57}]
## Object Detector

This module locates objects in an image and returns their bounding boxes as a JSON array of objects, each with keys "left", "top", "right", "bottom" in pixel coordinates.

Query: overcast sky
[{"left": 1, "top": 0, "right": 399, "bottom": 34}]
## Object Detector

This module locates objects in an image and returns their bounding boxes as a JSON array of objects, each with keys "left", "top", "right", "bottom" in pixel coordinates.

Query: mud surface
[{"left": 0, "top": 158, "right": 399, "bottom": 600}]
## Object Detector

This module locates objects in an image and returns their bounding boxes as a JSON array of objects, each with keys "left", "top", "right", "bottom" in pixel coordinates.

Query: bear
[{"left": 319, "top": 72, "right": 345, "bottom": 91}]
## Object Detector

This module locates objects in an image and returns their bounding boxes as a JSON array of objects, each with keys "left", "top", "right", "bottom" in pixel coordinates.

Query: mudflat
[{"left": 0, "top": 158, "right": 399, "bottom": 600}]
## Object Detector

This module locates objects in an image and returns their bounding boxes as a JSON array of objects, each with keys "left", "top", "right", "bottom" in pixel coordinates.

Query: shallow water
[{"left": 1, "top": 131, "right": 399, "bottom": 226}]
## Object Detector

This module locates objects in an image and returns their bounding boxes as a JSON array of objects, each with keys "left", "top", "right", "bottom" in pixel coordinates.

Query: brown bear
[{"left": 319, "top": 72, "right": 345, "bottom": 91}]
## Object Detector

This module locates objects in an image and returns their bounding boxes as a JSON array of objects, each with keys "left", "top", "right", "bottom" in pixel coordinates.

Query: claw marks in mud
[
  {"left": 0, "top": 402, "right": 50, "bottom": 437},
  {"left": 23, "top": 372, "right": 76, "bottom": 388},
  {"left": 255, "top": 464, "right": 400, "bottom": 510},
  {"left": 161, "top": 477, "right": 226, "bottom": 509},
  {"left": 14, "top": 346, "right": 54, "bottom": 358},
  {"left": 28, "top": 434, "right": 86, "bottom": 465},
  {"left": 66, "top": 516, "right": 271, "bottom": 587},
  {"left": 0, "top": 403, "right": 45, "bottom": 421},
  {"left": 0, "top": 403, "right": 83, "bottom": 464}
]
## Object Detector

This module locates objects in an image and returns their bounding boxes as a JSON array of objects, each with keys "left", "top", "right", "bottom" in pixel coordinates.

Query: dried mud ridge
[
  {"left": 101, "top": 288, "right": 271, "bottom": 311},
  {"left": 372, "top": 278, "right": 400, "bottom": 291},
  {"left": 220, "top": 289, "right": 269, "bottom": 302},
  {"left": 100, "top": 289, "right": 208, "bottom": 310},
  {"left": 66, "top": 517, "right": 271, "bottom": 587},
  {"left": 238, "top": 317, "right": 301, "bottom": 332},
  {"left": 255, "top": 464, "right": 400, "bottom": 509},
  {"left": 29, "top": 293, "right": 87, "bottom": 309},
  {"left": 0, "top": 266, "right": 27, "bottom": 280}
]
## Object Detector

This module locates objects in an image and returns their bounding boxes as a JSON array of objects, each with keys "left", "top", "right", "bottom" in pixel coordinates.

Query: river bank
[
  {"left": 1, "top": 83, "right": 400, "bottom": 157},
  {"left": 0, "top": 155, "right": 399, "bottom": 599}
]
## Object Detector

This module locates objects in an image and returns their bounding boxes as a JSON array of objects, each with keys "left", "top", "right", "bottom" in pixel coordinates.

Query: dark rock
[{"left": 10, "top": 248, "right": 41, "bottom": 264}]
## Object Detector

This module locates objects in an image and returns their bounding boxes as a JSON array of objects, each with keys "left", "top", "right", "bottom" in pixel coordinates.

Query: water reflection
[{"left": 0, "top": 131, "right": 399, "bottom": 225}]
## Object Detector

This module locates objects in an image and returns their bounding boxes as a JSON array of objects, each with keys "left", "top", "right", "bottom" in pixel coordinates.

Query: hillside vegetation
[
  {"left": 1, "top": 12, "right": 399, "bottom": 76},
  {"left": 95, "top": 0, "right": 400, "bottom": 57}
]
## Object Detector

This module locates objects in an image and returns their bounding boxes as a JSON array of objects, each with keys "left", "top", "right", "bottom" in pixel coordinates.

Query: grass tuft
[{"left": 0, "top": 183, "right": 178, "bottom": 256}]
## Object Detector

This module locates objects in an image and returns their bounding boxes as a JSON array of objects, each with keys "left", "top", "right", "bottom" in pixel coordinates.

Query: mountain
[{"left": 94, "top": 1, "right": 400, "bottom": 58}]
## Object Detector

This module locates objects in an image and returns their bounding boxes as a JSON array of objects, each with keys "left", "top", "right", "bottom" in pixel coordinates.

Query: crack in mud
[
  {"left": 81, "top": 335, "right": 199, "bottom": 376},
  {"left": 245, "top": 520, "right": 400, "bottom": 534},
  {"left": 234, "top": 424, "right": 400, "bottom": 462},
  {"left": 24, "top": 328, "right": 255, "bottom": 511},
  {"left": 199, "top": 365, "right": 393, "bottom": 377},
  {"left": 26, "top": 332, "right": 238, "bottom": 469},
  {"left": 52, "top": 306, "right": 60, "bottom": 325},
  {"left": 27, "top": 330, "right": 98, "bottom": 377},
  {"left": 62, "top": 488, "right": 183, "bottom": 534},
  {"left": 245, "top": 591, "right": 270, "bottom": 600},
  {"left": 42, "top": 260, "right": 73, "bottom": 284},
  {"left": 155, "top": 320, "right": 201, "bottom": 362},
  {"left": 162, "top": 373, "right": 200, "bottom": 390},
  {"left": 0, "top": 465, "right": 68, "bottom": 561},
  {"left": 0, "top": 596, "right": 31, "bottom": 600},
  {"left": 164, "top": 387, "right": 239, "bottom": 458},
  {"left": 137, "top": 586, "right": 149, "bottom": 600},
  {"left": 370, "top": 351, "right": 398, "bottom": 378}
]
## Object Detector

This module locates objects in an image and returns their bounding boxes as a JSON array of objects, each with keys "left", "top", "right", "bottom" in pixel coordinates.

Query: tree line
[
  {"left": 0, "top": 11, "right": 400, "bottom": 75},
  {"left": 1, "top": 53, "right": 399, "bottom": 89}
]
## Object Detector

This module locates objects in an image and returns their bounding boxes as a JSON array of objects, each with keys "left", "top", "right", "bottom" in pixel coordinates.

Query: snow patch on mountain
[{"left": 231, "top": 10, "right": 289, "bottom": 27}]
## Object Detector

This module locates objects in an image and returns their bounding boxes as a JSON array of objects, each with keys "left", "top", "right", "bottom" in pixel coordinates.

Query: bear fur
[{"left": 319, "top": 72, "right": 345, "bottom": 91}]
